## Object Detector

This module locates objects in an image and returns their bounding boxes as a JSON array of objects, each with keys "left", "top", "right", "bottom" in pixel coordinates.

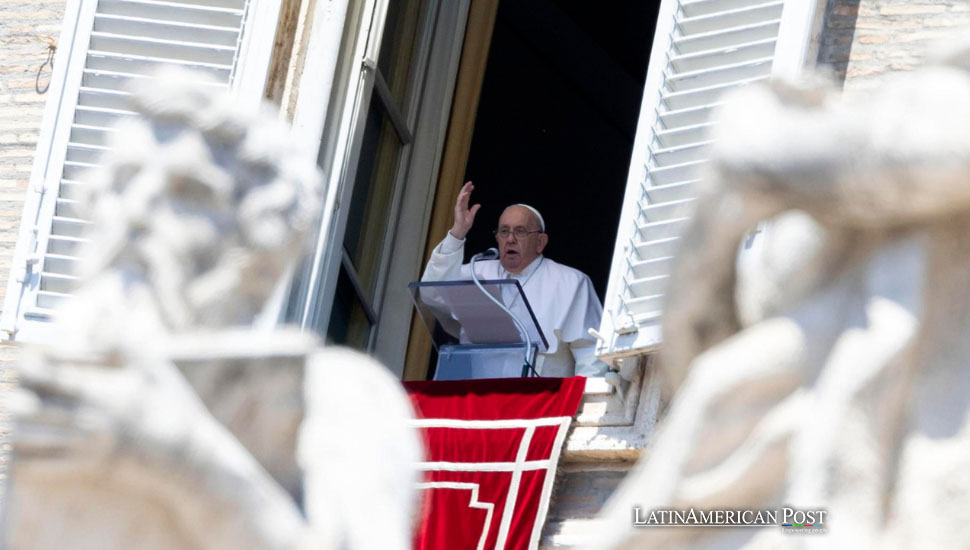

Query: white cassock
[{"left": 421, "top": 232, "right": 609, "bottom": 377}]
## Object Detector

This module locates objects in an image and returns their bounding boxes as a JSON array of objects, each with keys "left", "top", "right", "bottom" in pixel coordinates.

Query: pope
[{"left": 421, "top": 181, "right": 609, "bottom": 377}]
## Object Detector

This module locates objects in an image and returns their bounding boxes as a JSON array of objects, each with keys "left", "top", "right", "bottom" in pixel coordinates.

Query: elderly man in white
[{"left": 422, "top": 181, "right": 609, "bottom": 377}]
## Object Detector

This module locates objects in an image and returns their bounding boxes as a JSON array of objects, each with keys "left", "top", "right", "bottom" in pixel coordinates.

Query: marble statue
[
  {"left": 5, "top": 69, "right": 422, "bottom": 550},
  {"left": 591, "top": 40, "right": 970, "bottom": 549}
]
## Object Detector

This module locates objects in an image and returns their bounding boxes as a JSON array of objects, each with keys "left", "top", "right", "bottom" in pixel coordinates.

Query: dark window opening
[{"left": 462, "top": 0, "right": 660, "bottom": 299}]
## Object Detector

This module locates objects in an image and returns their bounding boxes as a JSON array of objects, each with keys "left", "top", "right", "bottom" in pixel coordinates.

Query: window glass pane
[
  {"left": 343, "top": 93, "right": 403, "bottom": 301},
  {"left": 377, "top": 0, "right": 427, "bottom": 108},
  {"left": 326, "top": 264, "right": 372, "bottom": 349}
]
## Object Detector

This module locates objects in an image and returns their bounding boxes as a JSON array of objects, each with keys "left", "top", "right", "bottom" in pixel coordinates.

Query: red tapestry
[{"left": 404, "top": 377, "right": 586, "bottom": 550}]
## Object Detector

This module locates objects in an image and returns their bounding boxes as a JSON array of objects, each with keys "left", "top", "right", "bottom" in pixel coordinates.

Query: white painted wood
[
  {"left": 233, "top": 0, "right": 283, "bottom": 107},
  {"left": 361, "top": 0, "right": 439, "bottom": 352},
  {"left": 295, "top": 0, "right": 384, "bottom": 332},
  {"left": 597, "top": 0, "right": 823, "bottom": 361},
  {"left": 295, "top": 0, "right": 446, "bottom": 351},
  {"left": 3, "top": 0, "right": 284, "bottom": 342},
  {"left": 772, "top": 0, "right": 826, "bottom": 80},
  {"left": 288, "top": 0, "right": 352, "bottom": 157},
  {"left": 372, "top": 0, "right": 473, "bottom": 373},
  {"left": 0, "top": 0, "right": 96, "bottom": 341},
  {"left": 595, "top": 0, "right": 684, "bottom": 358}
]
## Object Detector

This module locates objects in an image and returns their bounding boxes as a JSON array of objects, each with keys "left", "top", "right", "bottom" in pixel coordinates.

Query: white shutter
[
  {"left": 1, "top": 0, "right": 281, "bottom": 341},
  {"left": 597, "top": 0, "right": 823, "bottom": 359}
]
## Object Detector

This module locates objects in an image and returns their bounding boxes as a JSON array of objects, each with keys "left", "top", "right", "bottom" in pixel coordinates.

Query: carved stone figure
[
  {"left": 592, "top": 41, "right": 970, "bottom": 549},
  {"left": 5, "top": 69, "right": 422, "bottom": 550}
]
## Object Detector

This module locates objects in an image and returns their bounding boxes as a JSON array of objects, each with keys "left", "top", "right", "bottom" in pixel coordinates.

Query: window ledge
[{"left": 565, "top": 354, "right": 664, "bottom": 462}]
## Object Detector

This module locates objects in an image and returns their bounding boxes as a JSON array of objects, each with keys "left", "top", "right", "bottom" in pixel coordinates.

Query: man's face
[{"left": 496, "top": 206, "right": 548, "bottom": 273}]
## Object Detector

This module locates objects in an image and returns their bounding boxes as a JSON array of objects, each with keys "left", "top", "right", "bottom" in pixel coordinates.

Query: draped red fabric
[{"left": 405, "top": 377, "right": 586, "bottom": 550}]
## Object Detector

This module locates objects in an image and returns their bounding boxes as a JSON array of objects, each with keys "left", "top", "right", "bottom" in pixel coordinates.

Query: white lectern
[{"left": 409, "top": 280, "right": 548, "bottom": 380}]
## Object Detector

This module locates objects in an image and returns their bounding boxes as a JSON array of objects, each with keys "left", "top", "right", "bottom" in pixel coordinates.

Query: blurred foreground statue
[
  {"left": 592, "top": 41, "right": 970, "bottom": 549},
  {"left": 6, "top": 70, "right": 422, "bottom": 550}
]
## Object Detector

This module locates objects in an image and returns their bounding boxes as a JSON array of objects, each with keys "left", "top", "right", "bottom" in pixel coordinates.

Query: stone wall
[
  {"left": 541, "top": 465, "right": 631, "bottom": 548},
  {"left": 0, "top": 0, "right": 64, "bottom": 508},
  {"left": 0, "top": 1, "right": 63, "bottom": 307},
  {"left": 819, "top": 0, "right": 970, "bottom": 91}
]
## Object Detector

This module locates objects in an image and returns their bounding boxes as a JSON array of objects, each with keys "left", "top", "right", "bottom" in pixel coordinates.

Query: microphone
[
  {"left": 473, "top": 247, "right": 498, "bottom": 260},
  {"left": 469, "top": 247, "right": 539, "bottom": 377}
]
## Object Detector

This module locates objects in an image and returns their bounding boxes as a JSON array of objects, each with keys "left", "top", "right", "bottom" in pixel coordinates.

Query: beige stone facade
[
  {"left": 0, "top": 0, "right": 63, "bottom": 507},
  {"left": 821, "top": 0, "right": 970, "bottom": 90},
  {"left": 0, "top": 1, "right": 63, "bottom": 308}
]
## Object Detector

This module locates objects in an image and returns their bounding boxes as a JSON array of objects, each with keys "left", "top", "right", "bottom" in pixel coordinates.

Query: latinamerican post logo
[{"left": 633, "top": 507, "right": 828, "bottom": 534}]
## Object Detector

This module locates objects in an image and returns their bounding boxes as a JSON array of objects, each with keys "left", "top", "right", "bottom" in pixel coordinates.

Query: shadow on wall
[{"left": 816, "top": 0, "right": 860, "bottom": 88}]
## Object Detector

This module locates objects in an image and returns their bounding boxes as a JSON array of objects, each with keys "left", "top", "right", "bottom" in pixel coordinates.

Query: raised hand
[{"left": 450, "top": 181, "right": 481, "bottom": 240}]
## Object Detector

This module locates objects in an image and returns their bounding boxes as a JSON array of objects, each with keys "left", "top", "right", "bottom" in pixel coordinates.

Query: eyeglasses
[{"left": 493, "top": 227, "right": 543, "bottom": 240}]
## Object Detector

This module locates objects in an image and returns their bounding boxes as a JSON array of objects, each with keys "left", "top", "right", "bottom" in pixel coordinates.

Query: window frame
[
  {"left": 595, "top": 0, "right": 826, "bottom": 363},
  {"left": 290, "top": 0, "right": 448, "bottom": 353}
]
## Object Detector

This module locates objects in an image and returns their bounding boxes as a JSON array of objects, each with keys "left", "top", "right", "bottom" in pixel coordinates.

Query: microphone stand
[{"left": 470, "top": 250, "right": 539, "bottom": 377}]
